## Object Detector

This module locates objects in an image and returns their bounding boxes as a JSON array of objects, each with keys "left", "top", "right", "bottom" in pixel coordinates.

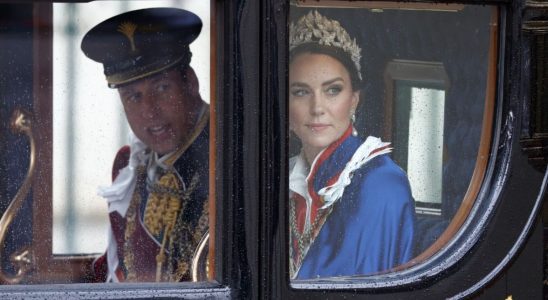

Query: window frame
[
  {"left": 270, "top": 0, "right": 545, "bottom": 298},
  {"left": 0, "top": 0, "right": 545, "bottom": 298}
]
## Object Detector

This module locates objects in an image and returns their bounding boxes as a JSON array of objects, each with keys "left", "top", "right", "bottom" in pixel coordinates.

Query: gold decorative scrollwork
[
  {"left": 0, "top": 108, "right": 36, "bottom": 284},
  {"left": 191, "top": 231, "right": 209, "bottom": 281}
]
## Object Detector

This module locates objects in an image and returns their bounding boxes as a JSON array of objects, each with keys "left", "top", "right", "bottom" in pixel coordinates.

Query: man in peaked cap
[{"left": 81, "top": 7, "right": 209, "bottom": 282}]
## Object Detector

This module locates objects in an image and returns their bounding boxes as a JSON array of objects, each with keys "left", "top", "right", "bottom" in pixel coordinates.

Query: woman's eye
[
  {"left": 291, "top": 88, "right": 309, "bottom": 97},
  {"left": 325, "top": 85, "right": 342, "bottom": 96}
]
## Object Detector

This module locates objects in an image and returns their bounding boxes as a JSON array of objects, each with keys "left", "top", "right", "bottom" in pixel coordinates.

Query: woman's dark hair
[{"left": 289, "top": 43, "right": 363, "bottom": 91}]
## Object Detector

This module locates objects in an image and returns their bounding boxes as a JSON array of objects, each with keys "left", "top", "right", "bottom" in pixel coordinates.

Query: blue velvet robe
[{"left": 292, "top": 134, "right": 415, "bottom": 279}]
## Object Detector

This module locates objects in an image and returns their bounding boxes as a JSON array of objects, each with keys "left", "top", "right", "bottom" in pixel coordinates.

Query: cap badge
[{"left": 117, "top": 21, "right": 138, "bottom": 52}]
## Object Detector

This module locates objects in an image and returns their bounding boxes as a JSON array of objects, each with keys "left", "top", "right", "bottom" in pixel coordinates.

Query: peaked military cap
[{"left": 81, "top": 7, "right": 202, "bottom": 88}]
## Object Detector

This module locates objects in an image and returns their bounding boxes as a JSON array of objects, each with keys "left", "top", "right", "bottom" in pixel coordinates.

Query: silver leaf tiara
[{"left": 289, "top": 10, "right": 362, "bottom": 80}]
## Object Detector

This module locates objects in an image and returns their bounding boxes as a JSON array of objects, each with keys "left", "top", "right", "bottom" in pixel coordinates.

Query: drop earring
[{"left": 351, "top": 111, "right": 358, "bottom": 136}]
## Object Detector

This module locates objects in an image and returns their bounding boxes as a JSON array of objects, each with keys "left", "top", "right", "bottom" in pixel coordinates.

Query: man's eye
[
  {"left": 155, "top": 83, "right": 170, "bottom": 93},
  {"left": 291, "top": 88, "right": 309, "bottom": 97},
  {"left": 325, "top": 85, "right": 342, "bottom": 96},
  {"left": 125, "top": 93, "right": 141, "bottom": 103}
]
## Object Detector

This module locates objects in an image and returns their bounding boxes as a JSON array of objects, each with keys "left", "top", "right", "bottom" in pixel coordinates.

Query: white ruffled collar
[
  {"left": 96, "top": 132, "right": 187, "bottom": 282},
  {"left": 96, "top": 132, "right": 183, "bottom": 217},
  {"left": 97, "top": 132, "right": 148, "bottom": 217},
  {"left": 289, "top": 136, "right": 391, "bottom": 233},
  {"left": 289, "top": 148, "right": 327, "bottom": 233},
  {"left": 318, "top": 136, "right": 391, "bottom": 208}
]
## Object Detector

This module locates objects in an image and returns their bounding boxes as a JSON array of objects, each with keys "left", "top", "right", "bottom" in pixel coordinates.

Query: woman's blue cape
[{"left": 296, "top": 135, "right": 415, "bottom": 279}]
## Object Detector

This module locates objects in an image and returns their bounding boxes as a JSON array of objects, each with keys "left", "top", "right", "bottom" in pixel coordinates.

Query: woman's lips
[{"left": 307, "top": 123, "right": 330, "bottom": 132}]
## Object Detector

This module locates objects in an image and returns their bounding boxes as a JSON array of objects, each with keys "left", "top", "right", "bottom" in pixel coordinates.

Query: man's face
[{"left": 118, "top": 68, "right": 202, "bottom": 155}]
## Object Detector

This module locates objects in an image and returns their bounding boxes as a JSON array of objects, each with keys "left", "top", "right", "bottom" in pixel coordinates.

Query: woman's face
[{"left": 289, "top": 53, "right": 359, "bottom": 161}]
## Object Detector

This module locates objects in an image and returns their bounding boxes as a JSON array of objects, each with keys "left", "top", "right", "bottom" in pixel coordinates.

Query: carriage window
[
  {"left": 289, "top": 0, "right": 497, "bottom": 282},
  {"left": 0, "top": 0, "right": 213, "bottom": 284},
  {"left": 385, "top": 60, "right": 450, "bottom": 217},
  {"left": 398, "top": 85, "right": 446, "bottom": 214}
]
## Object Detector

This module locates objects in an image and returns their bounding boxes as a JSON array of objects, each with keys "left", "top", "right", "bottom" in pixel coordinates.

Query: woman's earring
[{"left": 351, "top": 111, "right": 358, "bottom": 136}]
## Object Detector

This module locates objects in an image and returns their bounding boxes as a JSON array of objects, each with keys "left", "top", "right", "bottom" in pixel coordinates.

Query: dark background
[{"left": 0, "top": 4, "right": 35, "bottom": 276}]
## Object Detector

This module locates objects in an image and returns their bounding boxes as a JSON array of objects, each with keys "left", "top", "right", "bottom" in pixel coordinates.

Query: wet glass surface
[{"left": 288, "top": 1, "right": 497, "bottom": 282}]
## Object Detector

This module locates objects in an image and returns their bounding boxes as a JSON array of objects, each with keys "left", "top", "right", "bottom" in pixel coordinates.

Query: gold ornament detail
[
  {"left": 289, "top": 10, "right": 362, "bottom": 80},
  {"left": 144, "top": 172, "right": 182, "bottom": 236},
  {"left": 289, "top": 195, "right": 333, "bottom": 279},
  {"left": 123, "top": 166, "right": 146, "bottom": 282},
  {"left": 117, "top": 21, "right": 138, "bottom": 52},
  {"left": 169, "top": 172, "right": 204, "bottom": 282},
  {"left": 121, "top": 164, "right": 208, "bottom": 282}
]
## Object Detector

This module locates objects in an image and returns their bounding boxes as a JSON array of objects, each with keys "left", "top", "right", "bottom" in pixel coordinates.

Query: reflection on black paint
[{"left": 0, "top": 4, "right": 35, "bottom": 276}]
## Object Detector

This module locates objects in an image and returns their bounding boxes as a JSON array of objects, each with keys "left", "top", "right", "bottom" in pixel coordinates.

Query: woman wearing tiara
[{"left": 288, "top": 10, "right": 415, "bottom": 279}]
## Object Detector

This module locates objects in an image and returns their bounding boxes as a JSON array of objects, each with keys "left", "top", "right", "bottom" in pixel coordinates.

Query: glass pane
[
  {"left": 288, "top": 1, "right": 497, "bottom": 281},
  {"left": 52, "top": 0, "right": 211, "bottom": 282},
  {"left": 391, "top": 73, "right": 448, "bottom": 215},
  {"left": 407, "top": 87, "right": 445, "bottom": 206}
]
